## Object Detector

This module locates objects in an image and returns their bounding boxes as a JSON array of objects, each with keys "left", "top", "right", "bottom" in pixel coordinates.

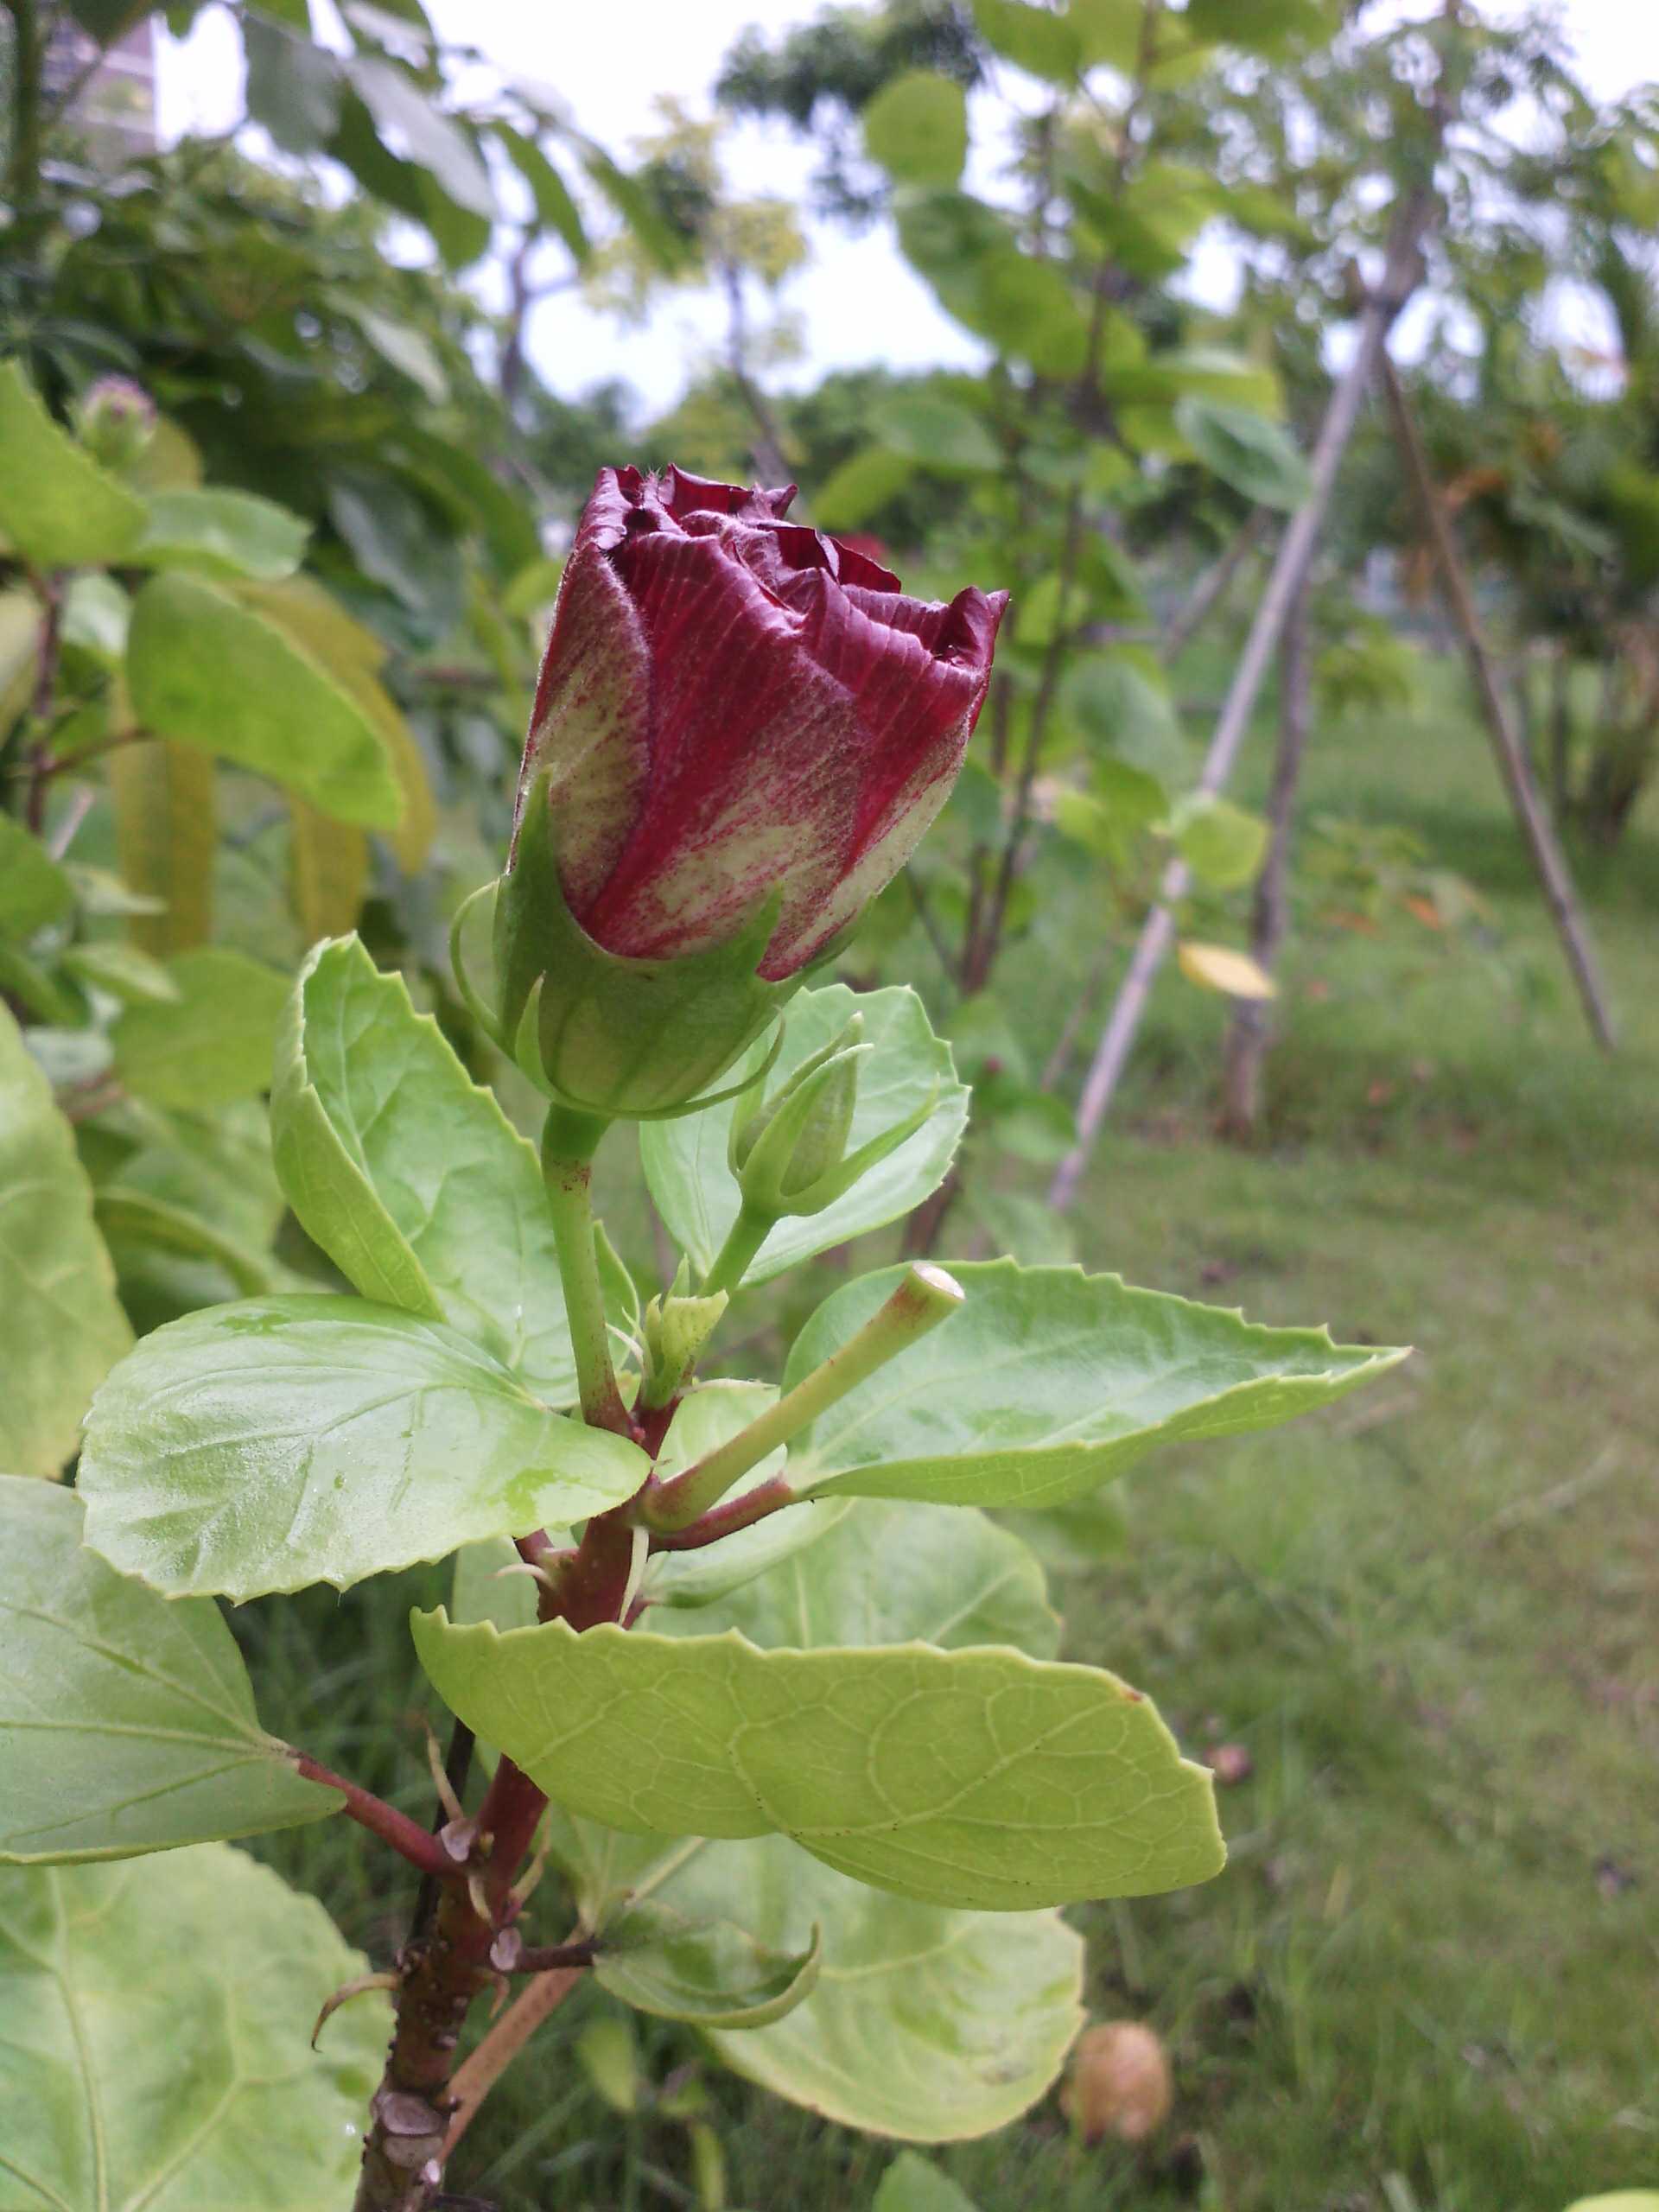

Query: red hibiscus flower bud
[{"left": 491, "top": 465, "right": 1006, "bottom": 1119}]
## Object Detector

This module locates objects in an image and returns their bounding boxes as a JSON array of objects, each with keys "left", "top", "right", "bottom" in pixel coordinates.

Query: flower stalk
[
  {"left": 538, "top": 1104, "right": 631, "bottom": 1437},
  {"left": 639, "top": 1263, "right": 965, "bottom": 1534}
]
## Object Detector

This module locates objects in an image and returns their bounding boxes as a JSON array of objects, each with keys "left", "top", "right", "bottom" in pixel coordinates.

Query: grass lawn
[{"left": 245, "top": 663, "right": 1658, "bottom": 2211}]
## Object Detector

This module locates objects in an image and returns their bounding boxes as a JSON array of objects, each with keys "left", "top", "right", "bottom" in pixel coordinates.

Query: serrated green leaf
[
  {"left": 270, "top": 934, "right": 583, "bottom": 1398},
  {"left": 411, "top": 1603, "right": 1222, "bottom": 1909},
  {"left": 863, "top": 70, "right": 969, "bottom": 187},
  {"left": 126, "top": 572, "right": 404, "bottom": 830},
  {"left": 0, "top": 814, "right": 74, "bottom": 938},
  {"left": 108, "top": 738, "right": 217, "bottom": 956},
  {"left": 134, "top": 487, "right": 311, "bottom": 581},
  {"left": 0, "top": 1847, "right": 387, "bottom": 2209},
  {"left": 0, "top": 1477, "right": 336, "bottom": 1861},
  {"left": 594, "top": 1903, "right": 822, "bottom": 2029},
  {"left": 783, "top": 1261, "right": 1408, "bottom": 1511},
  {"left": 1176, "top": 396, "right": 1313, "bottom": 511},
  {"left": 0, "top": 360, "right": 145, "bottom": 569},
  {"left": 875, "top": 2152, "right": 983, "bottom": 2212},
  {"left": 111, "top": 947, "right": 291, "bottom": 1109},
  {"left": 0, "top": 1006, "right": 131, "bottom": 1479},
  {"left": 79, "top": 1294, "right": 647, "bottom": 1600},
  {"left": 641, "top": 982, "right": 967, "bottom": 1287},
  {"left": 539, "top": 1510, "right": 1084, "bottom": 2137}
]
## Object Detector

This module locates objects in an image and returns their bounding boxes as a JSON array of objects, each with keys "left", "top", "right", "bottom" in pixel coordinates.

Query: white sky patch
[{"left": 156, "top": 0, "right": 1659, "bottom": 417}]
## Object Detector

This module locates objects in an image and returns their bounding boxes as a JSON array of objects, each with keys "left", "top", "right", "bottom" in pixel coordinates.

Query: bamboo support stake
[
  {"left": 1377, "top": 352, "right": 1618, "bottom": 1053},
  {"left": 1048, "top": 194, "right": 1437, "bottom": 1212}
]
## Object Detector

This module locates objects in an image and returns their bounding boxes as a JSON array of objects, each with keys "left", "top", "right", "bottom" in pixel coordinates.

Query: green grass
[{"left": 245, "top": 660, "right": 1658, "bottom": 2211}]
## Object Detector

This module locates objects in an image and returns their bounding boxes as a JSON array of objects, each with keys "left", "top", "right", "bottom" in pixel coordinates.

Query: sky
[{"left": 156, "top": 0, "right": 1659, "bottom": 419}]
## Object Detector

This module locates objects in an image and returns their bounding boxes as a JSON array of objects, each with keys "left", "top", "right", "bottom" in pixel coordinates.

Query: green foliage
[
  {"left": 78, "top": 1296, "right": 648, "bottom": 1599},
  {"left": 0, "top": 1847, "right": 387, "bottom": 2209},
  {"left": 0, "top": 1007, "right": 131, "bottom": 1478},
  {"left": 785, "top": 1261, "right": 1403, "bottom": 1509},
  {"left": 875, "top": 2152, "right": 983, "bottom": 2212},
  {"left": 0, "top": 1478, "right": 336, "bottom": 1861},
  {"left": 641, "top": 982, "right": 968, "bottom": 1284},
  {"left": 862, "top": 70, "right": 969, "bottom": 187}
]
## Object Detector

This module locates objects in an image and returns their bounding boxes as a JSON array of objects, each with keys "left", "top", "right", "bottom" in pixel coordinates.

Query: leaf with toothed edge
[
  {"left": 76, "top": 1295, "right": 649, "bottom": 1601},
  {"left": 410, "top": 1605, "right": 1224, "bottom": 1910},
  {"left": 780, "top": 1260, "right": 1409, "bottom": 1510}
]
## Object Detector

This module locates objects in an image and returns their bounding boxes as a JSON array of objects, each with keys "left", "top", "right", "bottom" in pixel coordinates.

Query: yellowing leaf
[{"left": 1177, "top": 940, "right": 1278, "bottom": 1000}]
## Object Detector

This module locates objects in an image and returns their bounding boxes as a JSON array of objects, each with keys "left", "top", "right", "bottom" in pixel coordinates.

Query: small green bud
[
  {"left": 639, "top": 1263, "right": 728, "bottom": 1410},
  {"left": 74, "top": 377, "right": 156, "bottom": 472},
  {"left": 729, "top": 1015, "right": 868, "bottom": 1216},
  {"left": 727, "top": 1013, "right": 940, "bottom": 1228}
]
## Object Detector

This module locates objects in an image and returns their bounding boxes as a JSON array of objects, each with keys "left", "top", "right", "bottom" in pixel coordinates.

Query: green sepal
[
  {"left": 490, "top": 771, "right": 804, "bottom": 1117},
  {"left": 640, "top": 1263, "right": 729, "bottom": 1410}
]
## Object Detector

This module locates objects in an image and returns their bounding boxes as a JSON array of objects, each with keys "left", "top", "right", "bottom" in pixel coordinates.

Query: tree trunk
[{"left": 1218, "top": 578, "right": 1313, "bottom": 1141}]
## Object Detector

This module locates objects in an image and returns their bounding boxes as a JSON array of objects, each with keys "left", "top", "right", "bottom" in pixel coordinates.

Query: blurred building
[{"left": 42, "top": 14, "right": 159, "bottom": 165}]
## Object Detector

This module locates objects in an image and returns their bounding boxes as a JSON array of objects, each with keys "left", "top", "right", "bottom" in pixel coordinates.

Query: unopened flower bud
[
  {"left": 474, "top": 463, "right": 1006, "bottom": 1120},
  {"left": 76, "top": 377, "right": 156, "bottom": 471},
  {"left": 728, "top": 1014, "right": 938, "bottom": 1229},
  {"left": 639, "top": 1264, "right": 728, "bottom": 1410}
]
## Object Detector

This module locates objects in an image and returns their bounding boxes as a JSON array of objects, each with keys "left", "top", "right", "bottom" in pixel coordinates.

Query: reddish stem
[
  {"left": 291, "top": 1753, "right": 459, "bottom": 1880},
  {"left": 646, "top": 1474, "right": 794, "bottom": 1553}
]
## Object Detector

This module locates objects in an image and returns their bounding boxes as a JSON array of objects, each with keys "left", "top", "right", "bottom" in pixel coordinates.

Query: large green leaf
[
  {"left": 640, "top": 982, "right": 967, "bottom": 1286},
  {"left": 652, "top": 1833, "right": 1084, "bottom": 2139},
  {"left": 346, "top": 55, "right": 497, "bottom": 217},
  {"left": 0, "top": 1478, "right": 335, "bottom": 1861},
  {"left": 783, "top": 1260, "right": 1408, "bottom": 1510},
  {"left": 697, "top": 1496, "right": 1060, "bottom": 1660},
  {"left": 0, "top": 1847, "right": 387, "bottom": 2209},
  {"left": 78, "top": 1295, "right": 648, "bottom": 1600},
  {"left": 0, "top": 814, "right": 74, "bottom": 939},
  {"left": 0, "top": 360, "right": 144, "bottom": 569},
  {"left": 111, "top": 947, "right": 292, "bottom": 1109},
  {"left": 540, "top": 1503, "right": 1084, "bottom": 2136},
  {"left": 133, "top": 487, "right": 311, "bottom": 581},
  {"left": 270, "top": 934, "right": 581, "bottom": 1399},
  {"left": 125, "top": 572, "right": 404, "bottom": 829},
  {"left": 862, "top": 70, "right": 969, "bottom": 187},
  {"left": 0, "top": 1006, "right": 131, "bottom": 1479},
  {"left": 411, "top": 1606, "right": 1222, "bottom": 1910},
  {"left": 1176, "top": 396, "right": 1313, "bottom": 512}
]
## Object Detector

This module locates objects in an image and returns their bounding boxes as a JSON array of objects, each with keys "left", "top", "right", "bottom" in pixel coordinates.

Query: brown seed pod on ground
[{"left": 1060, "top": 2020, "right": 1174, "bottom": 2145}]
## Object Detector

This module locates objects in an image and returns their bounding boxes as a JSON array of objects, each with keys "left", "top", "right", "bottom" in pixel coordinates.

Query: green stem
[
  {"left": 5, "top": 0, "right": 42, "bottom": 209},
  {"left": 699, "top": 1201, "right": 773, "bottom": 1302},
  {"left": 641, "top": 1263, "right": 965, "bottom": 1533},
  {"left": 539, "top": 1104, "right": 630, "bottom": 1437}
]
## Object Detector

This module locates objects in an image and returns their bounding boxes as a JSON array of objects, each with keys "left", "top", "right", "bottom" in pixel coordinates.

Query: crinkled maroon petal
[{"left": 580, "top": 529, "right": 863, "bottom": 962}]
